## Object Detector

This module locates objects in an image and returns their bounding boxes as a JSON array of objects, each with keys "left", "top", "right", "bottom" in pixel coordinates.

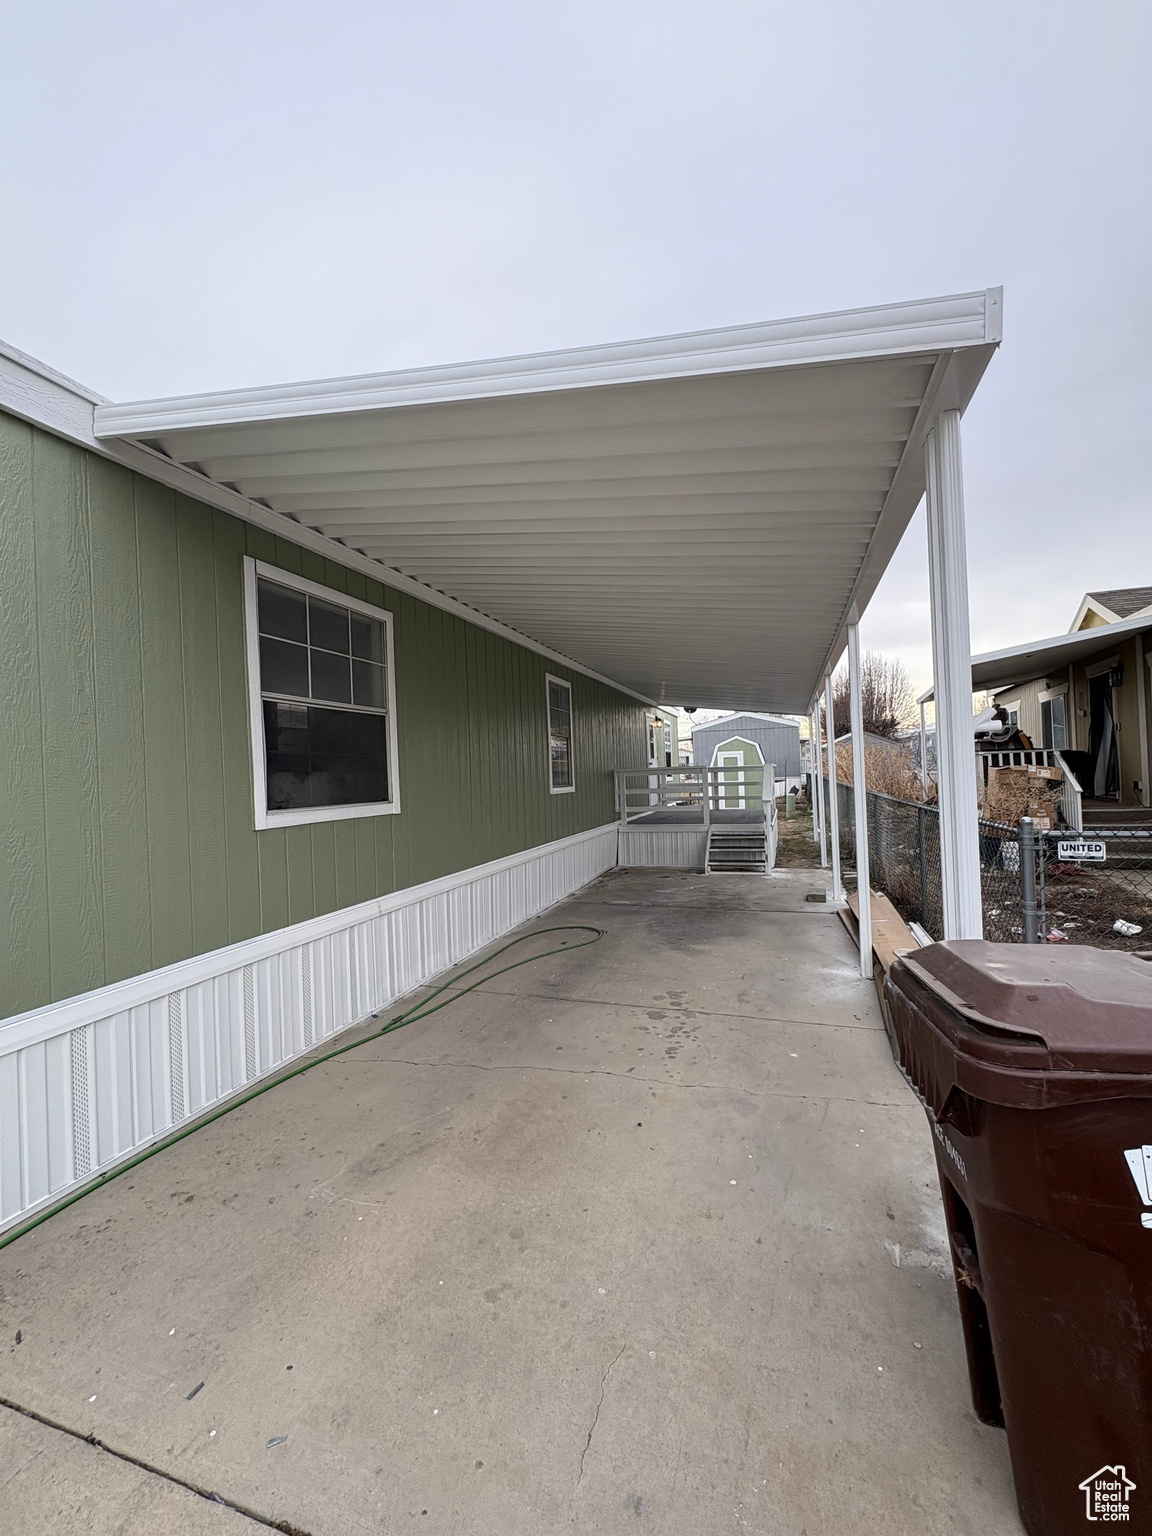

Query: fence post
[
  {"left": 1020, "top": 817, "right": 1039, "bottom": 943},
  {"left": 918, "top": 804, "right": 929, "bottom": 929}
]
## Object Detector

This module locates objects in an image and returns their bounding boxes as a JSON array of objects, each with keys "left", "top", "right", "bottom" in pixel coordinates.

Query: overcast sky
[{"left": 3, "top": 2, "right": 1149, "bottom": 700}]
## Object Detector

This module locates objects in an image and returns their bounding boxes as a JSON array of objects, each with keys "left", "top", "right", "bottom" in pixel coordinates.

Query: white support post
[
  {"left": 808, "top": 709, "right": 819, "bottom": 843},
  {"left": 847, "top": 623, "right": 873, "bottom": 978},
  {"left": 925, "top": 409, "right": 983, "bottom": 940},
  {"left": 919, "top": 699, "right": 931, "bottom": 794},
  {"left": 824, "top": 673, "right": 843, "bottom": 901},
  {"left": 813, "top": 703, "right": 828, "bottom": 867}
]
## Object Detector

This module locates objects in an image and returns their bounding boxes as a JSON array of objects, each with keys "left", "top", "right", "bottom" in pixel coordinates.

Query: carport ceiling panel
[{"left": 94, "top": 291, "right": 1001, "bottom": 709}]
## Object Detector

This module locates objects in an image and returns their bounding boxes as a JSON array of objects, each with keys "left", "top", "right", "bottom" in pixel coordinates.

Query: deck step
[{"left": 706, "top": 827, "right": 768, "bottom": 874}]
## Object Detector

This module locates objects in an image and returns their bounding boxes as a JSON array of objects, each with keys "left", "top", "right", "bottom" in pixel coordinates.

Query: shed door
[{"left": 717, "top": 750, "right": 745, "bottom": 809}]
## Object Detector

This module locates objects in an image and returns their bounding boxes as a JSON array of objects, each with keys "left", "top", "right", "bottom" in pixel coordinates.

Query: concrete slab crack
[
  {"left": 576, "top": 1344, "right": 626, "bottom": 1490},
  {"left": 353, "top": 1057, "right": 906, "bottom": 1107},
  {"left": 0, "top": 1397, "right": 314, "bottom": 1535}
]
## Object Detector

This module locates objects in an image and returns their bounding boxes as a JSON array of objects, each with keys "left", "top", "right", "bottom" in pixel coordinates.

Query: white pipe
[
  {"left": 824, "top": 673, "right": 843, "bottom": 901},
  {"left": 919, "top": 699, "right": 930, "bottom": 794},
  {"left": 925, "top": 409, "right": 983, "bottom": 940},
  {"left": 813, "top": 705, "right": 828, "bottom": 867},
  {"left": 847, "top": 623, "right": 873, "bottom": 978}
]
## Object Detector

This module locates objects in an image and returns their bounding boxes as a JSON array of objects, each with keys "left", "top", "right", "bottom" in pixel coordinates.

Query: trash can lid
[{"left": 897, "top": 941, "right": 1152, "bottom": 1073}]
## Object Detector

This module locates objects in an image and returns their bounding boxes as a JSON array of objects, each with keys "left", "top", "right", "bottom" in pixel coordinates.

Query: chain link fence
[
  {"left": 821, "top": 778, "right": 1152, "bottom": 950},
  {"left": 1038, "top": 829, "right": 1152, "bottom": 950}
]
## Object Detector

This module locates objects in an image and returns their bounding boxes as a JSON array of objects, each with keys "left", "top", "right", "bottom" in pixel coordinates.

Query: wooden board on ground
[{"left": 844, "top": 890, "right": 918, "bottom": 972}]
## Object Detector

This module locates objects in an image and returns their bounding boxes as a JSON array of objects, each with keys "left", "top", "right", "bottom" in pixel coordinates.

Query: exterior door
[
  {"left": 717, "top": 750, "right": 745, "bottom": 809},
  {"left": 1089, "top": 672, "right": 1119, "bottom": 798}
]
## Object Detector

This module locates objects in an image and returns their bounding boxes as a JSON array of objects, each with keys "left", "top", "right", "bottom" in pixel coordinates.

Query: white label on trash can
[
  {"left": 1124, "top": 1145, "right": 1152, "bottom": 1227},
  {"left": 1057, "top": 838, "right": 1106, "bottom": 861},
  {"left": 1078, "top": 1467, "right": 1136, "bottom": 1522}
]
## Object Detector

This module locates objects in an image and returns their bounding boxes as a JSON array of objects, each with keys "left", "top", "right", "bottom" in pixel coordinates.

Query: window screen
[
  {"left": 256, "top": 576, "right": 391, "bottom": 810},
  {"left": 547, "top": 678, "right": 574, "bottom": 791}
]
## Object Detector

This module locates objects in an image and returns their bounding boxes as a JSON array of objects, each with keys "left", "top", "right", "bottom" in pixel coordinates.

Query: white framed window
[
  {"left": 546, "top": 674, "right": 575, "bottom": 793},
  {"left": 243, "top": 558, "right": 401, "bottom": 829}
]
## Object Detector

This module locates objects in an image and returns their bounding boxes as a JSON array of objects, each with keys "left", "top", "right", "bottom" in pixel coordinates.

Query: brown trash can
[{"left": 885, "top": 941, "right": 1152, "bottom": 1536}]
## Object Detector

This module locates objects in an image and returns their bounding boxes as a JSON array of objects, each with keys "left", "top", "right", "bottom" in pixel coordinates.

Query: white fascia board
[
  {"left": 92, "top": 289, "right": 1003, "bottom": 439},
  {"left": 0, "top": 341, "right": 657, "bottom": 707}
]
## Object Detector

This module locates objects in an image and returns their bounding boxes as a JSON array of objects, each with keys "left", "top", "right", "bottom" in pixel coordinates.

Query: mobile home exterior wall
[{"left": 0, "top": 410, "right": 648, "bottom": 1019}]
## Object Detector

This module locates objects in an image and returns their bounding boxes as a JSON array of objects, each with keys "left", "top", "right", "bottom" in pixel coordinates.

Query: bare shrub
[
  {"left": 827, "top": 653, "right": 917, "bottom": 740},
  {"left": 822, "top": 741, "right": 928, "bottom": 802}
]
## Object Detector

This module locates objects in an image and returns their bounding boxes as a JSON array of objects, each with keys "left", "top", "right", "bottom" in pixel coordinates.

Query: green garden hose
[{"left": 0, "top": 924, "right": 604, "bottom": 1254}]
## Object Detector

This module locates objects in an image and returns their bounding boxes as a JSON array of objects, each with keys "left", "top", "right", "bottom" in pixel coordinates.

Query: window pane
[
  {"left": 352, "top": 658, "right": 387, "bottom": 709},
  {"left": 309, "top": 597, "right": 350, "bottom": 655},
  {"left": 258, "top": 580, "right": 308, "bottom": 644},
  {"left": 260, "top": 636, "right": 310, "bottom": 698},
  {"left": 550, "top": 736, "right": 573, "bottom": 788},
  {"left": 264, "top": 701, "right": 388, "bottom": 810},
  {"left": 351, "top": 613, "right": 384, "bottom": 662},
  {"left": 548, "top": 681, "right": 571, "bottom": 730},
  {"left": 310, "top": 647, "right": 352, "bottom": 704},
  {"left": 1041, "top": 698, "right": 1053, "bottom": 749},
  {"left": 547, "top": 680, "right": 573, "bottom": 788},
  {"left": 1051, "top": 695, "right": 1067, "bottom": 751}
]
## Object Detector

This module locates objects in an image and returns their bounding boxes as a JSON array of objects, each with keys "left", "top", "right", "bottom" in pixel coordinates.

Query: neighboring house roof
[
  {"left": 690, "top": 711, "right": 798, "bottom": 734},
  {"left": 1071, "top": 586, "right": 1152, "bottom": 630},
  {"left": 918, "top": 610, "right": 1152, "bottom": 702}
]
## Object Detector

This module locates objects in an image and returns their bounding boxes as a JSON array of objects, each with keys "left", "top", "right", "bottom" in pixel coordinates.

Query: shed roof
[
  {"left": 4, "top": 289, "right": 1002, "bottom": 713},
  {"left": 689, "top": 711, "right": 799, "bottom": 734}
]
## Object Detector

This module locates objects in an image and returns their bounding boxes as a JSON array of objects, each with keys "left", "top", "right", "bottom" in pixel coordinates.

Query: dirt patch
[
  {"left": 1043, "top": 865, "right": 1152, "bottom": 950},
  {"left": 774, "top": 797, "right": 823, "bottom": 869}
]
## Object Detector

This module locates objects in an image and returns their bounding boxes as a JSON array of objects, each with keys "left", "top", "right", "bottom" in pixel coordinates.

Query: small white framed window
[
  {"left": 243, "top": 558, "right": 401, "bottom": 829},
  {"left": 546, "top": 674, "right": 575, "bottom": 794}
]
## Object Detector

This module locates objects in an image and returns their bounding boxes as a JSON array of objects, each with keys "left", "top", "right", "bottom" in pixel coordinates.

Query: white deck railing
[{"left": 613, "top": 764, "right": 775, "bottom": 826}]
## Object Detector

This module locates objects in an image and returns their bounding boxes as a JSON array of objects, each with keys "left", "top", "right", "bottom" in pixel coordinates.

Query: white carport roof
[
  {"left": 918, "top": 610, "right": 1152, "bottom": 704},
  {"left": 87, "top": 289, "right": 1001, "bottom": 712}
]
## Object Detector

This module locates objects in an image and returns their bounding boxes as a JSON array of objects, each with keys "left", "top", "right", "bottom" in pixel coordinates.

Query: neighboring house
[
  {"left": 977, "top": 588, "right": 1152, "bottom": 816},
  {"left": 691, "top": 713, "right": 802, "bottom": 789},
  {"left": 645, "top": 707, "right": 680, "bottom": 768}
]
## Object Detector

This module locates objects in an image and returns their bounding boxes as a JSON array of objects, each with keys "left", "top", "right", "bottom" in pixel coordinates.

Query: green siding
[{"left": 0, "top": 411, "right": 648, "bottom": 1016}]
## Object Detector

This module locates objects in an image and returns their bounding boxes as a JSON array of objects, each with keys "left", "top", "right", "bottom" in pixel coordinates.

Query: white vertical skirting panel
[
  {"left": 617, "top": 829, "right": 708, "bottom": 869},
  {"left": 0, "top": 823, "right": 619, "bottom": 1233}
]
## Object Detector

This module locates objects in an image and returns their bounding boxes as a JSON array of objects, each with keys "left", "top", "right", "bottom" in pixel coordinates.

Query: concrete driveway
[{"left": 0, "top": 868, "right": 1020, "bottom": 1535}]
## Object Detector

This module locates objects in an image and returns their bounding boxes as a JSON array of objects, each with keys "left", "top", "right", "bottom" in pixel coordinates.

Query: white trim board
[
  {"left": 0, "top": 822, "right": 620, "bottom": 1233},
  {"left": 0, "top": 339, "right": 656, "bottom": 708}
]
